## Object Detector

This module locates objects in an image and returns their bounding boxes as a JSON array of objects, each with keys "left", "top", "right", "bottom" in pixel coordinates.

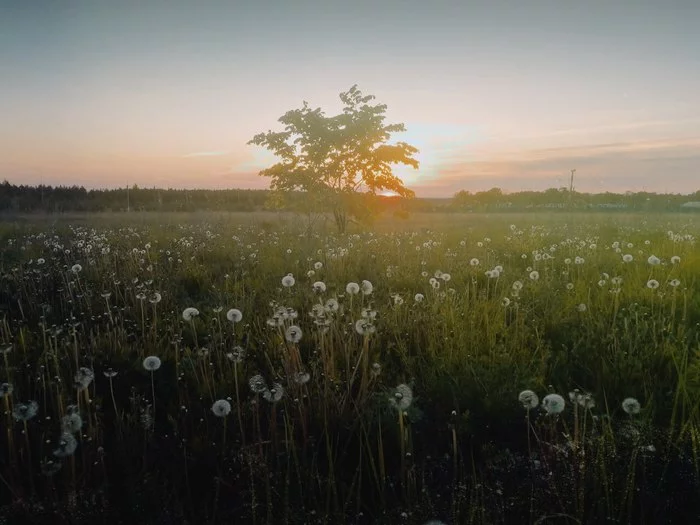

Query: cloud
[{"left": 409, "top": 138, "right": 700, "bottom": 197}]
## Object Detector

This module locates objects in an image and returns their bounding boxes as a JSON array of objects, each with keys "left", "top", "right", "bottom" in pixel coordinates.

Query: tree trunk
[{"left": 333, "top": 209, "right": 347, "bottom": 234}]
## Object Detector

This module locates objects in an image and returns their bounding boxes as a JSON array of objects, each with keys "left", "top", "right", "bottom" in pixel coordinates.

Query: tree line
[{"left": 1, "top": 180, "right": 698, "bottom": 215}]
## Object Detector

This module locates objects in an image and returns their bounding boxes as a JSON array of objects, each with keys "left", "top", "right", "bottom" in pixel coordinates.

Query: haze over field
[{"left": 1, "top": 0, "right": 699, "bottom": 196}]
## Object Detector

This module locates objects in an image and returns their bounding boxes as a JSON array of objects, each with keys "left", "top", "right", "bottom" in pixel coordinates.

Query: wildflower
[
  {"left": 371, "top": 362, "right": 382, "bottom": 378},
  {"left": 249, "top": 374, "right": 267, "bottom": 394},
  {"left": 103, "top": 368, "right": 118, "bottom": 378},
  {"left": 622, "top": 397, "right": 641, "bottom": 415},
  {"left": 529, "top": 270, "right": 540, "bottom": 281},
  {"left": 469, "top": 258, "right": 480, "bottom": 266},
  {"left": 226, "top": 308, "right": 243, "bottom": 323},
  {"left": 325, "top": 298, "right": 339, "bottom": 311},
  {"left": 512, "top": 280, "right": 524, "bottom": 291},
  {"left": 414, "top": 293, "right": 424, "bottom": 303},
  {"left": 647, "top": 255, "right": 661, "bottom": 266},
  {"left": 143, "top": 356, "right": 162, "bottom": 372},
  {"left": 281, "top": 274, "right": 295, "bottom": 288},
  {"left": 285, "top": 325, "right": 303, "bottom": 343},
  {"left": 227, "top": 346, "right": 245, "bottom": 363},
  {"left": 262, "top": 383, "right": 285, "bottom": 403},
  {"left": 518, "top": 390, "right": 539, "bottom": 409},
  {"left": 13, "top": 400, "right": 39, "bottom": 421},
  {"left": 669, "top": 279, "right": 681, "bottom": 287},
  {"left": 355, "top": 318, "right": 376, "bottom": 336},
  {"left": 389, "top": 384, "right": 413, "bottom": 411},
  {"left": 441, "top": 273, "right": 451, "bottom": 282},
  {"left": 501, "top": 297, "right": 511, "bottom": 307},
  {"left": 566, "top": 283, "right": 574, "bottom": 290},
  {"left": 53, "top": 432, "right": 78, "bottom": 458},
  {"left": 312, "top": 281, "right": 327, "bottom": 293},
  {"left": 577, "top": 303, "right": 587, "bottom": 312},
  {"left": 0, "top": 382, "right": 13, "bottom": 397},
  {"left": 578, "top": 392, "right": 595, "bottom": 409},
  {"left": 211, "top": 399, "right": 232, "bottom": 417},
  {"left": 74, "top": 367, "right": 95, "bottom": 390},
  {"left": 71, "top": 264, "right": 82, "bottom": 274},
  {"left": 361, "top": 280, "right": 373, "bottom": 295},
  {"left": 314, "top": 261, "right": 323, "bottom": 270},
  {"left": 293, "top": 371, "right": 310, "bottom": 385},
  {"left": 542, "top": 394, "right": 565, "bottom": 415},
  {"left": 646, "top": 279, "right": 659, "bottom": 289},
  {"left": 671, "top": 256, "right": 681, "bottom": 264},
  {"left": 182, "top": 307, "right": 200, "bottom": 321},
  {"left": 61, "top": 412, "right": 83, "bottom": 434},
  {"left": 346, "top": 282, "right": 360, "bottom": 295},
  {"left": 149, "top": 292, "right": 162, "bottom": 304},
  {"left": 622, "top": 254, "right": 633, "bottom": 263}
]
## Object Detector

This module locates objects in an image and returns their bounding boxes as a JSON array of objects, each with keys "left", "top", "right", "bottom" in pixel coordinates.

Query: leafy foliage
[{"left": 247, "top": 85, "right": 419, "bottom": 232}]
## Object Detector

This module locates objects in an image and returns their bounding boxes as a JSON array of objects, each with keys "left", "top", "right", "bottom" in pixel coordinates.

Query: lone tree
[{"left": 247, "top": 85, "right": 419, "bottom": 233}]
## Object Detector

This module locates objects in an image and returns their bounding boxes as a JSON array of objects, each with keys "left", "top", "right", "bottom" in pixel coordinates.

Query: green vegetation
[
  {"left": 0, "top": 212, "right": 699, "bottom": 524},
  {"left": 248, "top": 85, "right": 419, "bottom": 233}
]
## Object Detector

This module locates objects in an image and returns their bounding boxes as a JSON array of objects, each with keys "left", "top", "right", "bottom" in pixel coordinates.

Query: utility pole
[
  {"left": 569, "top": 169, "right": 576, "bottom": 206},
  {"left": 569, "top": 169, "right": 576, "bottom": 194}
]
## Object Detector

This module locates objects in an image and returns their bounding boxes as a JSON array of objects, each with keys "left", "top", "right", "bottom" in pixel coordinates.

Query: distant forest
[{"left": 1, "top": 181, "right": 699, "bottom": 214}]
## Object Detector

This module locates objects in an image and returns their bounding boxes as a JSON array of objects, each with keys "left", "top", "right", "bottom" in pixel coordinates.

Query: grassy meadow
[{"left": 0, "top": 211, "right": 699, "bottom": 524}]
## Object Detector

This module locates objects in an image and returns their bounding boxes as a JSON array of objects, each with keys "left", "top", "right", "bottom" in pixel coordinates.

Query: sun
[{"left": 379, "top": 190, "right": 399, "bottom": 197}]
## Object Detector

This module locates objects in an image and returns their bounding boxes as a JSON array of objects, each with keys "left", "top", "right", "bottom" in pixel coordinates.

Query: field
[{"left": 1, "top": 211, "right": 699, "bottom": 524}]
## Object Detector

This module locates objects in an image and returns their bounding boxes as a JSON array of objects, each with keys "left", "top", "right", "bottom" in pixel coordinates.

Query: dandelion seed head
[
  {"left": 53, "top": 432, "right": 78, "bottom": 458},
  {"left": 518, "top": 390, "right": 539, "bottom": 409},
  {"left": 622, "top": 397, "right": 641, "bottom": 415},
  {"left": 285, "top": 325, "right": 303, "bottom": 343},
  {"left": 226, "top": 308, "right": 243, "bottom": 323},
  {"left": 262, "top": 383, "right": 285, "bottom": 403},
  {"left": 542, "top": 393, "right": 565, "bottom": 415},
  {"left": 249, "top": 374, "right": 267, "bottom": 394},
  {"left": 143, "top": 356, "right": 162, "bottom": 372},
  {"left": 211, "top": 399, "right": 232, "bottom": 417},
  {"left": 182, "top": 307, "right": 200, "bottom": 321},
  {"left": 389, "top": 384, "right": 413, "bottom": 411}
]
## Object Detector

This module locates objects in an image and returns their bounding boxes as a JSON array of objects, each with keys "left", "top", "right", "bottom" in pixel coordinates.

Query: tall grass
[{"left": 0, "top": 211, "right": 698, "bottom": 524}]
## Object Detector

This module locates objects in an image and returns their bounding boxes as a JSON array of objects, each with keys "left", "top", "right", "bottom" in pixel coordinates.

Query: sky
[{"left": 1, "top": 0, "right": 699, "bottom": 197}]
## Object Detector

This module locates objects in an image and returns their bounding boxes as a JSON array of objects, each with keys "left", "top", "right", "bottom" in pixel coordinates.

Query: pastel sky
[{"left": 1, "top": 0, "right": 699, "bottom": 196}]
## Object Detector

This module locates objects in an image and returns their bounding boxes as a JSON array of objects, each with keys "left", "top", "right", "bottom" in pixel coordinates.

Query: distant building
[{"left": 681, "top": 202, "right": 700, "bottom": 209}]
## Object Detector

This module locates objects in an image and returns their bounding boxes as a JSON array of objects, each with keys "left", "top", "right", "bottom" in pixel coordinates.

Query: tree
[{"left": 247, "top": 85, "right": 419, "bottom": 233}]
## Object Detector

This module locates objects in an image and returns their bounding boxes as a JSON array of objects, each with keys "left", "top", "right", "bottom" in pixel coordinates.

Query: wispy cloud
[
  {"left": 182, "top": 150, "right": 231, "bottom": 158},
  {"left": 409, "top": 138, "right": 700, "bottom": 197}
]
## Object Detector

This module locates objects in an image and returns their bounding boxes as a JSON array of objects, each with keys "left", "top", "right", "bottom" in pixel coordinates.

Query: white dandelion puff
[
  {"left": 226, "top": 308, "right": 243, "bottom": 323},
  {"left": 518, "top": 390, "right": 539, "bottom": 409},
  {"left": 285, "top": 325, "right": 303, "bottom": 343},
  {"left": 211, "top": 399, "right": 232, "bottom": 417},
  {"left": 143, "top": 356, "right": 162, "bottom": 372},
  {"left": 389, "top": 384, "right": 413, "bottom": 411},
  {"left": 262, "top": 383, "right": 285, "bottom": 403},
  {"left": 622, "top": 397, "right": 641, "bottom": 415},
  {"left": 542, "top": 394, "right": 565, "bottom": 415},
  {"left": 182, "top": 307, "right": 200, "bottom": 321}
]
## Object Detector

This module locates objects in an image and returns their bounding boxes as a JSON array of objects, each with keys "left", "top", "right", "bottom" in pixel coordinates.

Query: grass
[{"left": 0, "top": 211, "right": 699, "bottom": 524}]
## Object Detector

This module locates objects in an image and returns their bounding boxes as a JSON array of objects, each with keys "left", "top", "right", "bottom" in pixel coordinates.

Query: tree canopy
[{"left": 247, "top": 85, "right": 420, "bottom": 232}]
